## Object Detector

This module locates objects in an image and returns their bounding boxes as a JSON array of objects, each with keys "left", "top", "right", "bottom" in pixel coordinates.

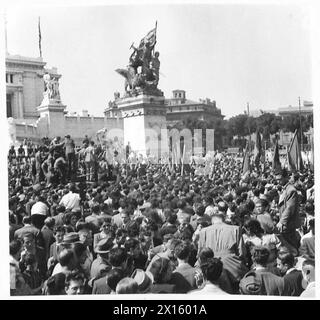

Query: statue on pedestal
[
  {"left": 43, "top": 73, "right": 61, "bottom": 101},
  {"left": 115, "top": 22, "right": 163, "bottom": 97}
]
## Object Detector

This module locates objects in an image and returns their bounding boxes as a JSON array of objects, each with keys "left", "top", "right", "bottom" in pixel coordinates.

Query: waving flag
[
  {"left": 272, "top": 140, "right": 282, "bottom": 172},
  {"left": 139, "top": 23, "right": 157, "bottom": 50},
  {"left": 253, "top": 129, "right": 262, "bottom": 168},
  {"left": 287, "top": 129, "right": 303, "bottom": 171},
  {"left": 242, "top": 143, "right": 251, "bottom": 175}
]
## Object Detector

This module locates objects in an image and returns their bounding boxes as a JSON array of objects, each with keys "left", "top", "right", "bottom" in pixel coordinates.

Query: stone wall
[{"left": 9, "top": 110, "right": 124, "bottom": 146}]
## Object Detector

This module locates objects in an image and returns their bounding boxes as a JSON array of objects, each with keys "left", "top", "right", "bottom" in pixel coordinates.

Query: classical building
[
  {"left": 165, "top": 90, "right": 224, "bottom": 124},
  {"left": 6, "top": 53, "right": 60, "bottom": 122}
]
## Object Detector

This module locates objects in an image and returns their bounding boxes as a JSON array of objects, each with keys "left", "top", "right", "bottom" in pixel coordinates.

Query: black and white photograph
[{"left": 1, "top": 0, "right": 319, "bottom": 300}]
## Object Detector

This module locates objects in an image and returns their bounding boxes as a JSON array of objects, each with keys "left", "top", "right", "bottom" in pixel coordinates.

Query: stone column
[{"left": 18, "top": 90, "right": 24, "bottom": 119}]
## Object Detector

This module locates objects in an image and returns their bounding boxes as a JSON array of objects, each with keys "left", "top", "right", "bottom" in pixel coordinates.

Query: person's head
[
  {"left": 24, "top": 252, "right": 38, "bottom": 271},
  {"left": 308, "top": 218, "right": 315, "bottom": 234},
  {"left": 211, "top": 212, "right": 225, "bottom": 225},
  {"left": 277, "top": 252, "right": 295, "bottom": 276},
  {"left": 244, "top": 219, "right": 264, "bottom": 237},
  {"left": 106, "top": 268, "right": 125, "bottom": 292},
  {"left": 77, "top": 224, "right": 93, "bottom": 247},
  {"left": 109, "top": 247, "right": 128, "bottom": 269},
  {"left": 73, "top": 242, "right": 88, "bottom": 265},
  {"left": 58, "top": 248, "right": 77, "bottom": 271},
  {"left": 255, "top": 199, "right": 268, "bottom": 215},
  {"left": 217, "top": 201, "right": 228, "bottom": 214},
  {"left": 200, "top": 257, "right": 223, "bottom": 284},
  {"left": 194, "top": 203, "right": 205, "bottom": 217},
  {"left": 44, "top": 217, "right": 55, "bottom": 229},
  {"left": 174, "top": 241, "right": 190, "bottom": 263},
  {"left": 120, "top": 210, "right": 131, "bottom": 225},
  {"left": 22, "top": 233, "right": 36, "bottom": 252},
  {"left": 69, "top": 183, "right": 77, "bottom": 194},
  {"left": 54, "top": 226, "right": 66, "bottom": 244},
  {"left": 22, "top": 216, "right": 31, "bottom": 226},
  {"left": 126, "top": 221, "right": 140, "bottom": 238},
  {"left": 165, "top": 238, "right": 181, "bottom": 259},
  {"left": 198, "top": 247, "right": 214, "bottom": 265},
  {"left": 115, "top": 277, "right": 138, "bottom": 294},
  {"left": 10, "top": 239, "right": 22, "bottom": 260},
  {"left": 148, "top": 257, "right": 173, "bottom": 284},
  {"left": 65, "top": 270, "right": 85, "bottom": 295},
  {"left": 45, "top": 273, "right": 66, "bottom": 295},
  {"left": 124, "top": 238, "right": 141, "bottom": 258},
  {"left": 251, "top": 246, "right": 270, "bottom": 267},
  {"left": 65, "top": 212, "right": 80, "bottom": 227},
  {"left": 275, "top": 169, "right": 289, "bottom": 187},
  {"left": 131, "top": 269, "right": 153, "bottom": 293},
  {"left": 301, "top": 260, "right": 315, "bottom": 284}
]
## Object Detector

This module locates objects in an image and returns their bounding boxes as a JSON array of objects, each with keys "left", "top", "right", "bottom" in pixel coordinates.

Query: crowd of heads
[{"left": 8, "top": 135, "right": 315, "bottom": 296}]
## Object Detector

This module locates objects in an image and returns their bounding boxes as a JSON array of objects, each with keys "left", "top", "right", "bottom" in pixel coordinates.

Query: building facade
[
  {"left": 165, "top": 90, "right": 224, "bottom": 124},
  {"left": 6, "top": 53, "right": 60, "bottom": 122}
]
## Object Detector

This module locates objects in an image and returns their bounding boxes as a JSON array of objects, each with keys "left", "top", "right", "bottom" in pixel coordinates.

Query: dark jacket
[
  {"left": 279, "top": 184, "right": 300, "bottom": 232},
  {"left": 240, "top": 268, "right": 285, "bottom": 296},
  {"left": 283, "top": 269, "right": 304, "bottom": 296},
  {"left": 150, "top": 283, "right": 177, "bottom": 294}
]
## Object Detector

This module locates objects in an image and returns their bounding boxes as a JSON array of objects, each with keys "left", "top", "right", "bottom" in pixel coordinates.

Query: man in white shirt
[
  {"left": 299, "top": 219, "right": 315, "bottom": 261},
  {"left": 59, "top": 184, "right": 81, "bottom": 212},
  {"left": 31, "top": 196, "right": 49, "bottom": 216},
  {"left": 300, "top": 259, "right": 315, "bottom": 298}
]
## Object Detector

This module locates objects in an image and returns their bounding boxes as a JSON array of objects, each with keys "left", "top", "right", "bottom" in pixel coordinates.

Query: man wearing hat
[
  {"left": 90, "top": 238, "right": 113, "bottom": 281},
  {"left": 91, "top": 247, "right": 128, "bottom": 294},
  {"left": 275, "top": 169, "right": 300, "bottom": 255},
  {"left": 131, "top": 269, "right": 153, "bottom": 293}
]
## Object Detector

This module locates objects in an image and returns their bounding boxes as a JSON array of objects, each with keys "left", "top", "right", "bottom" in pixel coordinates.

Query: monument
[
  {"left": 37, "top": 73, "right": 67, "bottom": 137},
  {"left": 115, "top": 23, "right": 167, "bottom": 158}
]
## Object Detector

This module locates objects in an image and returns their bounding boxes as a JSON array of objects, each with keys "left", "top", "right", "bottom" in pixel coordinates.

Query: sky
[{"left": 4, "top": 2, "right": 313, "bottom": 119}]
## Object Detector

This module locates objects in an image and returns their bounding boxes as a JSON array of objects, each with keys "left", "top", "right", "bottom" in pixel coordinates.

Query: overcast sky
[{"left": 5, "top": 2, "right": 313, "bottom": 118}]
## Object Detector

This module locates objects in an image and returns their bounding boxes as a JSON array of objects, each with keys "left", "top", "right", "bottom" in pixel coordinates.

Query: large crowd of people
[{"left": 8, "top": 134, "right": 315, "bottom": 296}]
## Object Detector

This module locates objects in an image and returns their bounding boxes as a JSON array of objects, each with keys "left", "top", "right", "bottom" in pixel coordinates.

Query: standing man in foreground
[{"left": 276, "top": 169, "right": 301, "bottom": 255}]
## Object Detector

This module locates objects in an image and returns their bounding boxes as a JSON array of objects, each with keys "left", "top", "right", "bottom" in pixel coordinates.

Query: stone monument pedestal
[
  {"left": 37, "top": 98, "right": 67, "bottom": 138},
  {"left": 117, "top": 94, "right": 167, "bottom": 159}
]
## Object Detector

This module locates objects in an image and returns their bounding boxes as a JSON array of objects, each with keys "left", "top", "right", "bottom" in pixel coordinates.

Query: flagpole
[
  {"left": 298, "top": 96, "right": 303, "bottom": 152},
  {"left": 38, "top": 16, "right": 42, "bottom": 58},
  {"left": 5, "top": 13, "right": 8, "bottom": 54},
  {"left": 247, "top": 102, "right": 251, "bottom": 158}
]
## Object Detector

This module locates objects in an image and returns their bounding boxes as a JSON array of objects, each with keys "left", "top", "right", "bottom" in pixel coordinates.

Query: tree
[{"left": 256, "top": 113, "right": 282, "bottom": 141}]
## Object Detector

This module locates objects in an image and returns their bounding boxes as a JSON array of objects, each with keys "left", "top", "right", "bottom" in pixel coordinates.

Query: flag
[
  {"left": 138, "top": 25, "right": 157, "bottom": 51},
  {"left": 272, "top": 140, "right": 282, "bottom": 172},
  {"left": 253, "top": 130, "right": 262, "bottom": 168},
  {"left": 287, "top": 129, "right": 304, "bottom": 171},
  {"left": 38, "top": 17, "right": 42, "bottom": 58},
  {"left": 242, "top": 144, "right": 250, "bottom": 175},
  {"left": 310, "top": 129, "right": 314, "bottom": 172}
]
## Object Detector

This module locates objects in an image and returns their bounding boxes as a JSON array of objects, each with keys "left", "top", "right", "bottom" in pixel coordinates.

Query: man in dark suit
[
  {"left": 277, "top": 251, "right": 303, "bottom": 296},
  {"left": 276, "top": 169, "right": 301, "bottom": 254},
  {"left": 91, "top": 247, "right": 128, "bottom": 294}
]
